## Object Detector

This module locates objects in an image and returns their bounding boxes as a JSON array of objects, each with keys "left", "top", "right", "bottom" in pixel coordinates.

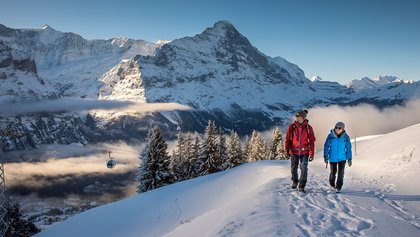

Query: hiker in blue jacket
[{"left": 323, "top": 122, "right": 352, "bottom": 193}]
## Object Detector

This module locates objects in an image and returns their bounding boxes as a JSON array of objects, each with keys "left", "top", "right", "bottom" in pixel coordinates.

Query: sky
[{"left": 1, "top": 0, "right": 419, "bottom": 84}]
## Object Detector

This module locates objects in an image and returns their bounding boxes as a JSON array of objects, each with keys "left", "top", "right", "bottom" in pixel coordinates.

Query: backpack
[{"left": 289, "top": 123, "right": 311, "bottom": 144}]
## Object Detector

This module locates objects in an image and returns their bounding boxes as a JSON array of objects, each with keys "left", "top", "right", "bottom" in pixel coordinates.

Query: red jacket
[{"left": 285, "top": 120, "right": 316, "bottom": 156}]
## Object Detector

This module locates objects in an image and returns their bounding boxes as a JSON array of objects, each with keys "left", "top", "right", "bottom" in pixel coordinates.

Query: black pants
[
  {"left": 291, "top": 154, "right": 309, "bottom": 188},
  {"left": 329, "top": 161, "right": 346, "bottom": 190}
]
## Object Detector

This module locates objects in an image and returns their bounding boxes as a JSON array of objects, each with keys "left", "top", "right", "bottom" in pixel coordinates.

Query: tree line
[{"left": 137, "top": 120, "right": 286, "bottom": 193}]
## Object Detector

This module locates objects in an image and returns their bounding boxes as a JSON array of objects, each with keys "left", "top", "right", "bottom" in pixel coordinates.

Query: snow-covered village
[{"left": 1, "top": 1, "right": 420, "bottom": 236}]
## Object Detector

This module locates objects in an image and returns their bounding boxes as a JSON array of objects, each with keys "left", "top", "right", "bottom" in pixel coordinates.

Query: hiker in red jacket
[{"left": 285, "top": 110, "right": 316, "bottom": 192}]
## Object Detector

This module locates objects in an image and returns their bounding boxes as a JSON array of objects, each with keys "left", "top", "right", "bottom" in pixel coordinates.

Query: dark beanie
[
  {"left": 295, "top": 109, "right": 308, "bottom": 119},
  {"left": 335, "top": 122, "right": 345, "bottom": 129}
]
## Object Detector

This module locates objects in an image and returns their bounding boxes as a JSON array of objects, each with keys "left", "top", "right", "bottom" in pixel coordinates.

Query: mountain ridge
[{"left": 1, "top": 21, "right": 420, "bottom": 150}]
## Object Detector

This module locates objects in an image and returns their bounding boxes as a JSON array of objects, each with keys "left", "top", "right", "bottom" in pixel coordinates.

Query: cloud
[
  {"left": 0, "top": 98, "right": 191, "bottom": 115},
  {"left": 306, "top": 99, "right": 420, "bottom": 148},
  {"left": 5, "top": 142, "right": 143, "bottom": 189}
]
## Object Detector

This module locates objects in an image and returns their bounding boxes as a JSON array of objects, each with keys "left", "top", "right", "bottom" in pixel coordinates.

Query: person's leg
[
  {"left": 336, "top": 161, "right": 347, "bottom": 190},
  {"left": 290, "top": 154, "right": 299, "bottom": 188},
  {"left": 329, "top": 162, "right": 338, "bottom": 188},
  {"left": 299, "top": 155, "right": 309, "bottom": 188}
]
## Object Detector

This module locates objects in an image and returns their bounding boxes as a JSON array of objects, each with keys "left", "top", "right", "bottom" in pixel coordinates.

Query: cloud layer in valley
[
  {"left": 305, "top": 99, "right": 420, "bottom": 149},
  {"left": 0, "top": 98, "right": 191, "bottom": 115}
]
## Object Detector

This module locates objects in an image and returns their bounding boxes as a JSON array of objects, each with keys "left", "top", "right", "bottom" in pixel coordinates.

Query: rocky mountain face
[
  {"left": 0, "top": 23, "right": 156, "bottom": 98},
  {"left": 1, "top": 21, "right": 419, "bottom": 151},
  {"left": 0, "top": 40, "right": 56, "bottom": 103}
]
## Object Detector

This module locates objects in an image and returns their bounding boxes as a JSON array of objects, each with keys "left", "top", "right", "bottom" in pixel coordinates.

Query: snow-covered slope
[{"left": 36, "top": 124, "right": 420, "bottom": 237}]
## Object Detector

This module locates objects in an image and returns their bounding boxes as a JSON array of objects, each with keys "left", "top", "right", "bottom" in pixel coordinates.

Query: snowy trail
[
  {"left": 275, "top": 162, "right": 420, "bottom": 237},
  {"left": 200, "top": 162, "right": 420, "bottom": 237},
  {"left": 276, "top": 172, "right": 374, "bottom": 237}
]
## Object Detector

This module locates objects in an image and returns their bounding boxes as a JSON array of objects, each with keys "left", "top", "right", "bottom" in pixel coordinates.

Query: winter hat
[
  {"left": 335, "top": 122, "right": 345, "bottom": 129},
  {"left": 295, "top": 109, "right": 308, "bottom": 119}
]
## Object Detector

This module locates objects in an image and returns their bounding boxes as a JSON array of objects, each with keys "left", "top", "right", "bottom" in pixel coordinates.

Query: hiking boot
[
  {"left": 335, "top": 188, "right": 341, "bottom": 193},
  {"left": 299, "top": 187, "right": 305, "bottom": 193},
  {"left": 291, "top": 181, "right": 298, "bottom": 189}
]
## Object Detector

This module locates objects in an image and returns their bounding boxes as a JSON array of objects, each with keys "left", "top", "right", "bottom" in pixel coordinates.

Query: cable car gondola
[{"left": 106, "top": 151, "right": 116, "bottom": 169}]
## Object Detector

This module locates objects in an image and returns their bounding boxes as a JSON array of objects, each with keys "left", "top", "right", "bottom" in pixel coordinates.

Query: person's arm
[
  {"left": 323, "top": 135, "right": 331, "bottom": 163},
  {"left": 285, "top": 124, "right": 292, "bottom": 154},
  {"left": 308, "top": 125, "right": 316, "bottom": 157},
  {"left": 345, "top": 134, "right": 352, "bottom": 160}
]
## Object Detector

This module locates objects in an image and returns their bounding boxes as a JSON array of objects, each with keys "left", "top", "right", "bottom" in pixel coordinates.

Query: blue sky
[{"left": 1, "top": 0, "right": 419, "bottom": 84}]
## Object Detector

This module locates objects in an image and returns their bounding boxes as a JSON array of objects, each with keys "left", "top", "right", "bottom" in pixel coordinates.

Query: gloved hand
[
  {"left": 309, "top": 156, "right": 314, "bottom": 162},
  {"left": 324, "top": 156, "right": 328, "bottom": 164},
  {"left": 285, "top": 150, "right": 291, "bottom": 160},
  {"left": 348, "top": 159, "right": 352, "bottom": 167}
]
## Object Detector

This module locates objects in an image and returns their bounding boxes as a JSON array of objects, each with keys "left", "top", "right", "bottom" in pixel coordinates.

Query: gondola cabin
[
  {"left": 107, "top": 159, "right": 116, "bottom": 169},
  {"left": 106, "top": 151, "right": 116, "bottom": 169}
]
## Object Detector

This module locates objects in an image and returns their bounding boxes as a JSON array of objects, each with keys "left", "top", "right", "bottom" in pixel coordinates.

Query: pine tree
[
  {"left": 175, "top": 131, "right": 184, "bottom": 160},
  {"left": 171, "top": 131, "right": 184, "bottom": 181},
  {"left": 269, "top": 127, "right": 284, "bottom": 160},
  {"left": 6, "top": 202, "right": 40, "bottom": 237},
  {"left": 192, "top": 134, "right": 201, "bottom": 178},
  {"left": 216, "top": 128, "right": 228, "bottom": 171},
  {"left": 262, "top": 140, "right": 270, "bottom": 160},
  {"left": 248, "top": 130, "right": 265, "bottom": 162},
  {"left": 198, "top": 120, "right": 218, "bottom": 175},
  {"left": 226, "top": 130, "right": 243, "bottom": 169},
  {"left": 243, "top": 135, "right": 251, "bottom": 162},
  {"left": 178, "top": 133, "right": 196, "bottom": 180},
  {"left": 170, "top": 149, "right": 180, "bottom": 181},
  {"left": 138, "top": 125, "right": 173, "bottom": 193},
  {"left": 277, "top": 141, "right": 287, "bottom": 160}
]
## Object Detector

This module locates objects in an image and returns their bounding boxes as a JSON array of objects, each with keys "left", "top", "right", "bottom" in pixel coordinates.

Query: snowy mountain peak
[
  {"left": 311, "top": 75, "right": 323, "bottom": 82},
  {"left": 348, "top": 75, "right": 407, "bottom": 91},
  {"left": 372, "top": 75, "right": 398, "bottom": 82},
  {"left": 156, "top": 39, "right": 171, "bottom": 48},
  {"left": 41, "top": 24, "right": 54, "bottom": 30},
  {"left": 212, "top": 20, "right": 236, "bottom": 31},
  {"left": 199, "top": 20, "right": 247, "bottom": 44}
]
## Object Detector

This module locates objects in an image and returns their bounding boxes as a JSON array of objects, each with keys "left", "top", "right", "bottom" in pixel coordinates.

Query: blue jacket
[{"left": 323, "top": 130, "right": 352, "bottom": 162}]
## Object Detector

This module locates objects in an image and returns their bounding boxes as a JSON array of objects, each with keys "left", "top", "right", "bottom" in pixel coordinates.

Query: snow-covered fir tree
[
  {"left": 198, "top": 120, "right": 219, "bottom": 175},
  {"left": 171, "top": 131, "right": 185, "bottom": 181},
  {"left": 177, "top": 133, "right": 196, "bottom": 181},
  {"left": 138, "top": 125, "right": 173, "bottom": 193},
  {"left": 248, "top": 130, "right": 265, "bottom": 162},
  {"left": 5, "top": 202, "right": 40, "bottom": 237},
  {"left": 269, "top": 127, "right": 284, "bottom": 160},
  {"left": 243, "top": 135, "right": 251, "bottom": 162},
  {"left": 216, "top": 128, "right": 228, "bottom": 171},
  {"left": 226, "top": 130, "right": 243, "bottom": 169},
  {"left": 175, "top": 131, "right": 184, "bottom": 160},
  {"left": 262, "top": 140, "right": 270, "bottom": 160},
  {"left": 192, "top": 134, "right": 201, "bottom": 178}
]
